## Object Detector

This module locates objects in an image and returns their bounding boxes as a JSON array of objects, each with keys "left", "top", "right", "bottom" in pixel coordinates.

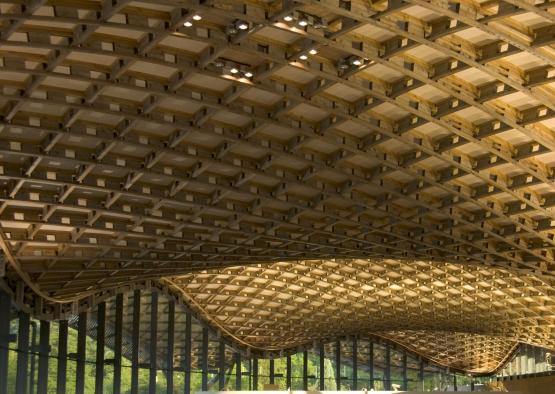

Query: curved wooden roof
[
  {"left": 0, "top": 0, "right": 555, "bottom": 374},
  {"left": 166, "top": 259, "right": 553, "bottom": 373}
]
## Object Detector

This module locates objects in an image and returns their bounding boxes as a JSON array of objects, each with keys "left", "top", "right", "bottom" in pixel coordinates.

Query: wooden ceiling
[
  {"left": 166, "top": 259, "right": 554, "bottom": 373},
  {"left": 0, "top": 0, "right": 555, "bottom": 374}
]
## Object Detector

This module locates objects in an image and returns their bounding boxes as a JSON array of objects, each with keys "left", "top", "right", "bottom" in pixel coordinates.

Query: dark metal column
[
  {"left": 269, "top": 358, "right": 274, "bottom": 384},
  {"left": 419, "top": 358, "right": 424, "bottom": 391},
  {"left": 95, "top": 302, "right": 106, "bottom": 394},
  {"left": 149, "top": 291, "right": 158, "bottom": 394},
  {"left": 335, "top": 341, "right": 341, "bottom": 390},
  {"left": 15, "top": 311, "right": 30, "bottom": 394},
  {"left": 369, "top": 341, "right": 374, "bottom": 390},
  {"left": 76, "top": 312, "right": 87, "bottom": 394},
  {"left": 218, "top": 341, "right": 226, "bottom": 390},
  {"left": 286, "top": 354, "right": 291, "bottom": 389},
  {"left": 113, "top": 293, "right": 123, "bottom": 394},
  {"left": 0, "top": 290, "right": 10, "bottom": 394},
  {"left": 235, "top": 352, "right": 241, "bottom": 390},
  {"left": 384, "top": 343, "right": 391, "bottom": 390},
  {"left": 29, "top": 322, "right": 37, "bottom": 394},
  {"left": 201, "top": 327, "right": 209, "bottom": 391},
  {"left": 167, "top": 300, "right": 175, "bottom": 394},
  {"left": 37, "top": 320, "right": 50, "bottom": 394},
  {"left": 352, "top": 338, "right": 357, "bottom": 390},
  {"left": 402, "top": 351, "right": 408, "bottom": 390},
  {"left": 453, "top": 372, "right": 457, "bottom": 391},
  {"left": 302, "top": 350, "right": 308, "bottom": 390},
  {"left": 184, "top": 312, "right": 192, "bottom": 394},
  {"left": 252, "top": 356, "right": 258, "bottom": 391},
  {"left": 319, "top": 344, "right": 325, "bottom": 390},
  {"left": 131, "top": 289, "right": 141, "bottom": 394},
  {"left": 403, "top": 350, "right": 409, "bottom": 390},
  {"left": 56, "top": 320, "right": 68, "bottom": 394}
]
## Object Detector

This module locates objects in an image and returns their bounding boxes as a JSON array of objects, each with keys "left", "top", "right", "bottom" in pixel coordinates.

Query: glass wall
[
  {"left": 2, "top": 288, "right": 535, "bottom": 394},
  {"left": 497, "top": 343, "right": 554, "bottom": 378}
]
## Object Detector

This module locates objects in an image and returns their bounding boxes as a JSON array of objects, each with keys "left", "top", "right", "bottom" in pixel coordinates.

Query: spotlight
[
  {"left": 349, "top": 57, "right": 363, "bottom": 66},
  {"left": 237, "top": 21, "right": 249, "bottom": 30},
  {"left": 230, "top": 67, "right": 239, "bottom": 74},
  {"left": 183, "top": 21, "right": 193, "bottom": 27},
  {"left": 214, "top": 60, "right": 225, "bottom": 68},
  {"left": 244, "top": 71, "right": 253, "bottom": 78},
  {"left": 298, "top": 18, "right": 308, "bottom": 27},
  {"left": 283, "top": 15, "right": 293, "bottom": 22},
  {"left": 299, "top": 54, "right": 308, "bottom": 60},
  {"left": 309, "top": 48, "right": 318, "bottom": 55},
  {"left": 337, "top": 60, "right": 349, "bottom": 70},
  {"left": 226, "top": 25, "right": 238, "bottom": 35},
  {"left": 192, "top": 14, "right": 202, "bottom": 21}
]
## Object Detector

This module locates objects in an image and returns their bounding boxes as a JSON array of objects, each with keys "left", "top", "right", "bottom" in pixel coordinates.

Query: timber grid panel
[{"left": 0, "top": 0, "right": 555, "bottom": 375}]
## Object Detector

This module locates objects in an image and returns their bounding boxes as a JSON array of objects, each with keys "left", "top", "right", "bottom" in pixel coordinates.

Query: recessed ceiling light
[
  {"left": 299, "top": 54, "right": 308, "bottom": 60},
  {"left": 192, "top": 14, "right": 202, "bottom": 21},
  {"left": 237, "top": 21, "right": 249, "bottom": 30},
  {"left": 183, "top": 21, "right": 193, "bottom": 27},
  {"left": 230, "top": 67, "right": 239, "bottom": 74},
  {"left": 298, "top": 19, "right": 308, "bottom": 27},
  {"left": 244, "top": 71, "right": 253, "bottom": 78},
  {"left": 283, "top": 15, "right": 293, "bottom": 22},
  {"left": 309, "top": 48, "right": 318, "bottom": 55}
]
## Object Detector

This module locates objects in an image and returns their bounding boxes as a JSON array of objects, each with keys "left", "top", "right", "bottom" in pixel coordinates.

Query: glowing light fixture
[
  {"left": 244, "top": 71, "right": 253, "bottom": 78},
  {"left": 192, "top": 14, "right": 202, "bottom": 21},
  {"left": 237, "top": 21, "right": 249, "bottom": 30},
  {"left": 298, "top": 18, "right": 308, "bottom": 27},
  {"left": 309, "top": 48, "right": 318, "bottom": 55},
  {"left": 183, "top": 21, "right": 193, "bottom": 27},
  {"left": 283, "top": 15, "right": 293, "bottom": 22},
  {"left": 230, "top": 67, "right": 239, "bottom": 74}
]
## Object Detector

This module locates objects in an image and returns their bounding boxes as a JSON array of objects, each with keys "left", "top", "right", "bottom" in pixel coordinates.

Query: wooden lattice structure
[{"left": 1, "top": 0, "right": 555, "bottom": 374}]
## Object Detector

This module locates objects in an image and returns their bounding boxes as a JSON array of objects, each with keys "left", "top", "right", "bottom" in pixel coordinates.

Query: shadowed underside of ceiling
[{"left": 1, "top": 0, "right": 555, "bottom": 375}]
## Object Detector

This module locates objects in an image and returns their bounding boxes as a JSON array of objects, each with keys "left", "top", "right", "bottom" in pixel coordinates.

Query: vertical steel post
[
  {"left": 76, "top": 312, "right": 87, "bottom": 394},
  {"left": 149, "top": 292, "right": 158, "bottom": 394},
  {"left": 113, "top": 294, "right": 123, "bottom": 394},
  {"left": 184, "top": 312, "right": 192, "bottom": 394},
  {"left": 235, "top": 352, "right": 241, "bottom": 390},
  {"left": 419, "top": 358, "right": 424, "bottom": 391},
  {"left": 302, "top": 350, "right": 308, "bottom": 390},
  {"left": 402, "top": 350, "right": 408, "bottom": 390},
  {"left": 95, "top": 302, "right": 106, "bottom": 394},
  {"left": 201, "top": 327, "right": 208, "bottom": 391},
  {"left": 0, "top": 290, "right": 10, "bottom": 394},
  {"left": 352, "top": 338, "right": 358, "bottom": 390},
  {"left": 131, "top": 290, "right": 141, "bottom": 394},
  {"left": 252, "top": 356, "right": 258, "bottom": 391},
  {"left": 37, "top": 320, "right": 50, "bottom": 394},
  {"left": 269, "top": 358, "right": 274, "bottom": 384},
  {"left": 369, "top": 341, "right": 374, "bottom": 390},
  {"left": 335, "top": 341, "right": 341, "bottom": 390},
  {"left": 29, "top": 322, "right": 37, "bottom": 394},
  {"left": 15, "top": 312, "right": 30, "bottom": 394},
  {"left": 286, "top": 354, "right": 291, "bottom": 389},
  {"left": 56, "top": 320, "right": 68, "bottom": 394},
  {"left": 384, "top": 343, "right": 391, "bottom": 390},
  {"left": 218, "top": 341, "right": 226, "bottom": 390},
  {"left": 319, "top": 344, "right": 325, "bottom": 390},
  {"left": 167, "top": 300, "right": 175, "bottom": 394}
]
